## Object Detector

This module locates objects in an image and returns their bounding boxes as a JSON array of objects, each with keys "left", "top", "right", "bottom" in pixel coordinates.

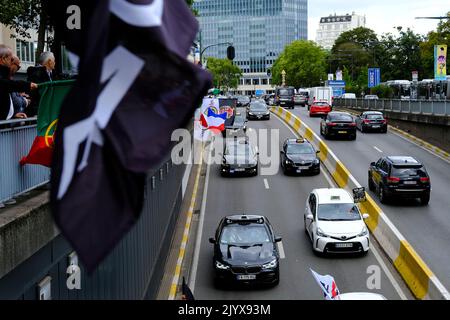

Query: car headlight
[
  {"left": 313, "top": 159, "right": 320, "bottom": 165},
  {"left": 266, "top": 111, "right": 270, "bottom": 115},
  {"left": 249, "top": 112, "right": 254, "bottom": 115},
  {"left": 285, "top": 158, "right": 293, "bottom": 165},
  {"left": 358, "top": 227, "right": 368, "bottom": 237},
  {"left": 262, "top": 259, "right": 278, "bottom": 270},
  {"left": 215, "top": 261, "right": 230, "bottom": 270},
  {"left": 316, "top": 228, "right": 329, "bottom": 238}
]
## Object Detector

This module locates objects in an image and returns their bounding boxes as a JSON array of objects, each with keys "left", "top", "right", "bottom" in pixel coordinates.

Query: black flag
[
  {"left": 181, "top": 277, "right": 195, "bottom": 300},
  {"left": 46, "top": 0, "right": 212, "bottom": 272}
]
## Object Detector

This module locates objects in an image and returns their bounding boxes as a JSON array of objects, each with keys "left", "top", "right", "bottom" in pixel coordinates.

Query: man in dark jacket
[{"left": 0, "top": 45, "right": 37, "bottom": 120}]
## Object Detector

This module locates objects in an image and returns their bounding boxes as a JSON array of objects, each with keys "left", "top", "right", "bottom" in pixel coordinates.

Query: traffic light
[{"left": 227, "top": 45, "right": 235, "bottom": 60}]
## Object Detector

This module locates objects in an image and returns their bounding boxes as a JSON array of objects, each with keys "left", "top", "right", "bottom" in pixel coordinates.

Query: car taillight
[
  {"left": 350, "top": 123, "right": 357, "bottom": 127},
  {"left": 327, "top": 122, "right": 337, "bottom": 126},
  {"left": 382, "top": 119, "right": 387, "bottom": 124},
  {"left": 292, "top": 96, "right": 295, "bottom": 101},
  {"left": 387, "top": 177, "right": 400, "bottom": 184},
  {"left": 420, "top": 177, "right": 430, "bottom": 183},
  {"left": 363, "top": 119, "right": 371, "bottom": 124}
]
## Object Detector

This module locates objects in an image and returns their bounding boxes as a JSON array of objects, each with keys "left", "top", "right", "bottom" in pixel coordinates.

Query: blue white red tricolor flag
[
  {"left": 310, "top": 269, "right": 340, "bottom": 300},
  {"left": 194, "top": 98, "right": 227, "bottom": 141}
]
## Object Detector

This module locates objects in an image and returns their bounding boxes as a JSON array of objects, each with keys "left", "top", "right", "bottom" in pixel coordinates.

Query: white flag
[{"left": 310, "top": 269, "right": 340, "bottom": 300}]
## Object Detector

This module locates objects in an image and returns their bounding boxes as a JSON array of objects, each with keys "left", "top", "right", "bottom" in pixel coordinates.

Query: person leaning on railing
[{"left": 0, "top": 44, "right": 38, "bottom": 121}]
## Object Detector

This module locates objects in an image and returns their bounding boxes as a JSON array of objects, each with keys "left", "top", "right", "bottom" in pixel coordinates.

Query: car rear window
[
  {"left": 391, "top": 166, "right": 427, "bottom": 177},
  {"left": 278, "top": 89, "right": 294, "bottom": 96},
  {"left": 366, "top": 114, "right": 384, "bottom": 120},
  {"left": 329, "top": 114, "right": 353, "bottom": 122},
  {"left": 315, "top": 102, "right": 330, "bottom": 106}
]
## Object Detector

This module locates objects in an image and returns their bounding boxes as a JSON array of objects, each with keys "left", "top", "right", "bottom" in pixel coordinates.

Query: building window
[{"left": 16, "top": 40, "right": 36, "bottom": 64}]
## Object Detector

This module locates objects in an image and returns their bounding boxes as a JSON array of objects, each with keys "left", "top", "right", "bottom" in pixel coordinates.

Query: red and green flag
[{"left": 20, "top": 80, "right": 75, "bottom": 167}]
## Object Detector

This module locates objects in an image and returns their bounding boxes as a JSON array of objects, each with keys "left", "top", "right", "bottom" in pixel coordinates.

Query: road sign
[
  {"left": 255, "top": 90, "right": 265, "bottom": 97},
  {"left": 328, "top": 80, "right": 346, "bottom": 87},
  {"left": 368, "top": 68, "right": 381, "bottom": 88}
]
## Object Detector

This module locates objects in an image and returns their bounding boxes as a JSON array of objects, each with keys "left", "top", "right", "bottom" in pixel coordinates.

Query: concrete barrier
[{"left": 271, "top": 106, "right": 450, "bottom": 300}]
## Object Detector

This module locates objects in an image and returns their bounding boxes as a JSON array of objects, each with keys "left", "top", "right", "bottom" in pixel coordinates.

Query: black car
[
  {"left": 236, "top": 95, "right": 250, "bottom": 108},
  {"left": 247, "top": 101, "right": 270, "bottom": 120},
  {"left": 320, "top": 112, "right": 357, "bottom": 140},
  {"left": 368, "top": 156, "right": 431, "bottom": 205},
  {"left": 209, "top": 215, "right": 281, "bottom": 287},
  {"left": 275, "top": 87, "right": 295, "bottom": 109},
  {"left": 221, "top": 139, "right": 258, "bottom": 176},
  {"left": 355, "top": 111, "right": 388, "bottom": 133},
  {"left": 280, "top": 138, "right": 320, "bottom": 175}
]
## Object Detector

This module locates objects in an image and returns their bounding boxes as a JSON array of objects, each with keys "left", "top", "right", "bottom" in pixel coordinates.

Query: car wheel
[
  {"left": 382, "top": 128, "right": 388, "bottom": 133},
  {"left": 361, "top": 250, "right": 369, "bottom": 257},
  {"left": 320, "top": 126, "right": 323, "bottom": 136},
  {"left": 360, "top": 125, "right": 365, "bottom": 133},
  {"left": 420, "top": 194, "right": 430, "bottom": 205},
  {"left": 379, "top": 185, "right": 388, "bottom": 204},
  {"left": 350, "top": 134, "right": 356, "bottom": 141}
]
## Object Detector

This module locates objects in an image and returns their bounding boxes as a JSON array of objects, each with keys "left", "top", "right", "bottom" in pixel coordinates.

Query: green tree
[
  {"left": 206, "top": 57, "right": 242, "bottom": 92},
  {"left": 0, "top": 0, "right": 49, "bottom": 61},
  {"left": 271, "top": 40, "right": 328, "bottom": 88},
  {"left": 185, "top": 0, "right": 198, "bottom": 16}
]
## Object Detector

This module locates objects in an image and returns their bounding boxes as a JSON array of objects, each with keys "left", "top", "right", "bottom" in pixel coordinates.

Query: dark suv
[
  {"left": 368, "top": 156, "right": 431, "bottom": 205},
  {"left": 275, "top": 87, "right": 295, "bottom": 109},
  {"left": 209, "top": 215, "right": 281, "bottom": 287}
]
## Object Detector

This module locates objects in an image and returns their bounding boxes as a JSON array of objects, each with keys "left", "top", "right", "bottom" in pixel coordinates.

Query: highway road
[
  {"left": 190, "top": 109, "right": 410, "bottom": 300},
  {"left": 291, "top": 106, "right": 450, "bottom": 291}
]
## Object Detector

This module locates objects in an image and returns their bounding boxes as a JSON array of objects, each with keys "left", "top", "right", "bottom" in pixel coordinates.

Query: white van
[{"left": 308, "top": 87, "right": 333, "bottom": 109}]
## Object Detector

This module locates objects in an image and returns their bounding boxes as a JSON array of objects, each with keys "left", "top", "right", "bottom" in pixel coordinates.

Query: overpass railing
[
  {"left": 0, "top": 118, "right": 50, "bottom": 207},
  {"left": 334, "top": 98, "right": 450, "bottom": 116}
]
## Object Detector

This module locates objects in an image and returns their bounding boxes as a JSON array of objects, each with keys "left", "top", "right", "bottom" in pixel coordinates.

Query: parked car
[
  {"left": 355, "top": 111, "right": 387, "bottom": 133},
  {"left": 320, "top": 112, "right": 357, "bottom": 140},
  {"left": 309, "top": 101, "right": 332, "bottom": 117},
  {"left": 368, "top": 156, "right": 431, "bottom": 205},
  {"left": 275, "top": 87, "right": 296, "bottom": 109},
  {"left": 304, "top": 188, "right": 370, "bottom": 255},
  {"left": 209, "top": 215, "right": 282, "bottom": 287}
]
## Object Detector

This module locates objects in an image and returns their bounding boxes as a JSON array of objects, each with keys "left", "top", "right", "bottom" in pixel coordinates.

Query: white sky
[{"left": 308, "top": 0, "right": 449, "bottom": 40}]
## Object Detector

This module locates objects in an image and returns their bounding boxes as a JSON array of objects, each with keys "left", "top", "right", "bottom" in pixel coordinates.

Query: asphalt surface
[
  {"left": 192, "top": 109, "right": 409, "bottom": 300},
  {"left": 291, "top": 106, "right": 450, "bottom": 291}
]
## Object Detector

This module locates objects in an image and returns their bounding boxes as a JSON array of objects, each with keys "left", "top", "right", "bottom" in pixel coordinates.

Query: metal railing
[
  {"left": 334, "top": 98, "right": 450, "bottom": 116},
  {"left": 0, "top": 118, "right": 50, "bottom": 207}
]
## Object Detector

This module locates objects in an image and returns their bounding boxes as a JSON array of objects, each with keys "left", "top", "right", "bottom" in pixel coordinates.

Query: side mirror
[
  {"left": 370, "top": 162, "right": 376, "bottom": 167},
  {"left": 275, "top": 236, "right": 282, "bottom": 243},
  {"left": 362, "top": 213, "right": 370, "bottom": 220},
  {"left": 306, "top": 214, "right": 314, "bottom": 221},
  {"left": 280, "top": 150, "right": 285, "bottom": 154},
  {"left": 209, "top": 238, "right": 216, "bottom": 244},
  {"left": 316, "top": 150, "right": 320, "bottom": 154}
]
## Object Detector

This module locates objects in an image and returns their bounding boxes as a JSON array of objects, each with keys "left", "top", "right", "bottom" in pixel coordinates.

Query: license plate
[
  {"left": 280, "top": 102, "right": 285, "bottom": 105},
  {"left": 235, "top": 168, "right": 245, "bottom": 172},
  {"left": 257, "top": 116, "right": 262, "bottom": 119},
  {"left": 237, "top": 275, "right": 256, "bottom": 280},
  {"left": 298, "top": 166, "right": 309, "bottom": 170},
  {"left": 404, "top": 181, "right": 417, "bottom": 185},
  {"left": 338, "top": 131, "right": 347, "bottom": 134},
  {"left": 372, "top": 125, "right": 380, "bottom": 128},
  {"left": 335, "top": 243, "right": 353, "bottom": 248}
]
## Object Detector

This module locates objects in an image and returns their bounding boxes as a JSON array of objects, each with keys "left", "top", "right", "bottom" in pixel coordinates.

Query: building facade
[
  {"left": 316, "top": 12, "right": 366, "bottom": 50},
  {"left": 193, "top": 0, "right": 308, "bottom": 95}
]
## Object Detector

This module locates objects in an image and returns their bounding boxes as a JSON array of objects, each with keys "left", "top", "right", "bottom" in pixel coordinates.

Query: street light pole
[{"left": 200, "top": 42, "right": 234, "bottom": 65}]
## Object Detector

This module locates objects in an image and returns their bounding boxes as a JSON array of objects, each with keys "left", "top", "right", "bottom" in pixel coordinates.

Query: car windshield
[
  {"left": 286, "top": 144, "right": 314, "bottom": 154},
  {"left": 278, "top": 89, "right": 294, "bottom": 96},
  {"left": 225, "top": 144, "right": 254, "bottom": 156},
  {"left": 220, "top": 224, "right": 271, "bottom": 245},
  {"left": 329, "top": 114, "right": 353, "bottom": 122},
  {"left": 250, "top": 103, "right": 267, "bottom": 111},
  {"left": 366, "top": 114, "right": 383, "bottom": 120},
  {"left": 237, "top": 96, "right": 250, "bottom": 103},
  {"left": 392, "top": 166, "right": 427, "bottom": 177},
  {"left": 233, "top": 116, "right": 245, "bottom": 125},
  {"left": 318, "top": 203, "right": 361, "bottom": 221}
]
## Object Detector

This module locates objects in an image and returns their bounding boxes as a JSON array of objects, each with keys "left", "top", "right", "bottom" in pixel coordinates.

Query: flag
[
  {"left": 45, "top": 0, "right": 212, "bottom": 272},
  {"left": 204, "top": 108, "right": 227, "bottom": 131},
  {"left": 310, "top": 269, "right": 340, "bottom": 300},
  {"left": 435, "top": 45, "right": 447, "bottom": 81},
  {"left": 19, "top": 80, "right": 74, "bottom": 167},
  {"left": 181, "top": 277, "right": 195, "bottom": 300},
  {"left": 194, "top": 98, "right": 224, "bottom": 142}
]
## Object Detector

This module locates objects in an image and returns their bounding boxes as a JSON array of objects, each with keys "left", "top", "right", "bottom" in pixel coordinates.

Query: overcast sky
[{"left": 308, "top": 0, "right": 449, "bottom": 40}]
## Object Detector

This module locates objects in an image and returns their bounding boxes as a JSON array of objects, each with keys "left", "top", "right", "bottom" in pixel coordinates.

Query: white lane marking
[
  {"left": 264, "top": 178, "right": 270, "bottom": 190},
  {"left": 370, "top": 241, "right": 408, "bottom": 300},
  {"left": 374, "top": 146, "right": 383, "bottom": 153},
  {"left": 277, "top": 241, "right": 286, "bottom": 259},
  {"left": 189, "top": 146, "right": 212, "bottom": 293},
  {"left": 273, "top": 110, "right": 409, "bottom": 300}
]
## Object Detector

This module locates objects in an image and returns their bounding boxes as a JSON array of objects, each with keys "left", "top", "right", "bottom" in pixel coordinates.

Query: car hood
[
  {"left": 286, "top": 154, "right": 316, "bottom": 162},
  {"left": 317, "top": 220, "right": 365, "bottom": 236},
  {"left": 224, "top": 155, "right": 257, "bottom": 165},
  {"left": 219, "top": 243, "right": 276, "bottom": 264}
]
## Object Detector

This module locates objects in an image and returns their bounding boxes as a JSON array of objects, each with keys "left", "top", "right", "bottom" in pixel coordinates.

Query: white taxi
[{"left": 304, "top": 188, "right": 370, "bottom": 255}]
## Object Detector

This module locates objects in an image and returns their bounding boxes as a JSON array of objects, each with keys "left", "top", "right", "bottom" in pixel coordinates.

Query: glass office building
[{"left": 193, "top": 0, "right": 308, "bottom": 94}]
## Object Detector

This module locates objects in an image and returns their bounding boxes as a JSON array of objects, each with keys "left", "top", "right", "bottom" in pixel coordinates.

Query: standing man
[
  {"left": 0, "top": 44, "right": 37, "bottom": 120},
  {"left": 27, "top": 51, "right": 57, "bottom": 116}
]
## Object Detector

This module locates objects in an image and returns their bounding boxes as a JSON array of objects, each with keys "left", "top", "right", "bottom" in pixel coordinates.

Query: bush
[{"left": 370, "top": 85, "right": 394, "bottom": 98}]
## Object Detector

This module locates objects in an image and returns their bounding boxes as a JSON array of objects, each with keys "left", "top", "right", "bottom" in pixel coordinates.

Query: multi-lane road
[
  {"left": 290, "top": 106, "right": 450, "bottom": 291},
  {"left": 189, "top": 108, "right": 411, "bottom": 300}
]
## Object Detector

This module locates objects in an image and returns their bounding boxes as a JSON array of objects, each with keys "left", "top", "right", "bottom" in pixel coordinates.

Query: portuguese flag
[{"left": 20, "top": 80, "right": 75, "bottom": 167}]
